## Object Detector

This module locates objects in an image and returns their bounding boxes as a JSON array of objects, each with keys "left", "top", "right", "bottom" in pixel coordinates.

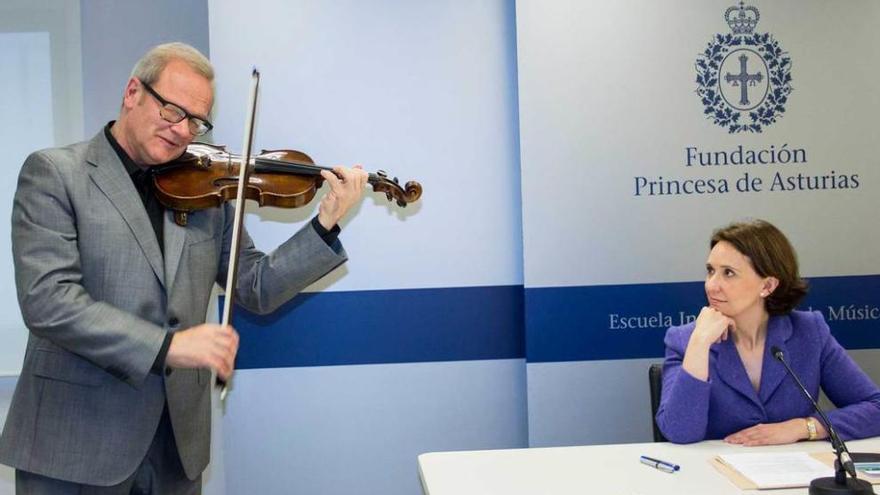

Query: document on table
[{"left": 715, "top": 452, "right": 833, "bottom": 489}]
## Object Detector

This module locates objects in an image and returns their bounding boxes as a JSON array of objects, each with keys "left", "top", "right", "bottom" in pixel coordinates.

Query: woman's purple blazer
[{"left": 656, "top": 310, "right": 880, "bottom": 444}]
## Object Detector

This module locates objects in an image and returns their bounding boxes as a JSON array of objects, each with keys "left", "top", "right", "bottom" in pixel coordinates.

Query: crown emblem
[
  {"left": 724, "top": 1, "right": 760, "bottom": 35},
  {"left": 698, "top": 1, "right": 791, "bottom": 133}
]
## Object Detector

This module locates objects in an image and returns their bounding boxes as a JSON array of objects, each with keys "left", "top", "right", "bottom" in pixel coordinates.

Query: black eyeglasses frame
[{"left": 140, "top": 80, "right": 213, "bottom": 136}]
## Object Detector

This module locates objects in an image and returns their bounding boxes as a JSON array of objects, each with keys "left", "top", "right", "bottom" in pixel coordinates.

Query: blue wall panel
[
  {"left": 526, "top": 274, "right": 880, "bottom": 363},
  {"left": 227, "top": 285, "right": 525, "bottom": 368}
]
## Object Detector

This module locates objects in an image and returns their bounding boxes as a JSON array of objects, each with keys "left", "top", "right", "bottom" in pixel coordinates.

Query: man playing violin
[{"left": 0, "top": 42, "right": 368, "bottom": 494}]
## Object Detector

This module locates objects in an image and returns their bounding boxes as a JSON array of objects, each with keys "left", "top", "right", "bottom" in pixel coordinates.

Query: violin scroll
[{"left": 371, "top": 170, "right": 423, "bottom": 207}]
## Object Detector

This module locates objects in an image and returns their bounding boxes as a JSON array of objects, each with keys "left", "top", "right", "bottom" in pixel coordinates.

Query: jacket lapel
[
  {"left": 163, "top": 210, "right": 187, "bottom": 292},
  {"left": 758, "top": 315, "right": 793, "bottom": 403},
  {"left": 711, "top": 314, "right": 795, "bottom": 408},
  {"left": 712, "top": 337, "right": 762, "bottom": 407},
  {"left": 85, "top": 133, "right": 166, "bottom": 288}
]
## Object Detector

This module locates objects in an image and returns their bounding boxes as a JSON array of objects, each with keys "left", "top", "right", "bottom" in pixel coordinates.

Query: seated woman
[{"left": 656, "top": 219, "right": 880, "bottom": 445}]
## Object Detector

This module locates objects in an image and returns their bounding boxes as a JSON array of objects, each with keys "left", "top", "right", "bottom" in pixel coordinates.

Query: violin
[{"left": 152, "top": 142, "right": 423, "bottom": 226}]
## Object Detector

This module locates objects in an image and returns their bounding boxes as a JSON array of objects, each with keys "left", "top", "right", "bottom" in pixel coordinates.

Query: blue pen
[{"left": 640, "top": 455, "right": 680, "bottom": 474}]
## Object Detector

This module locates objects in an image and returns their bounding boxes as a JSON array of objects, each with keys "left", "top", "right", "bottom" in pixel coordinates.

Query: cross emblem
[{"left": 724, "top": 53, "right": 764, "bottom": 106}]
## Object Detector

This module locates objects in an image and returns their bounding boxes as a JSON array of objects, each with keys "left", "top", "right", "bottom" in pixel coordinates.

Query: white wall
[{"left": 0, "top": 0, "right": 83, "bottom": 377}]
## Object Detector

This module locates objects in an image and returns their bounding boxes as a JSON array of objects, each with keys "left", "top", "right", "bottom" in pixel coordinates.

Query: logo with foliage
[{"left": 696, "top": 2, "right": 793, "bottom": 133}]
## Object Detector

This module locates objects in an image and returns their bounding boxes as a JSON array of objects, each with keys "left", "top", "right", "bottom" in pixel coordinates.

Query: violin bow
[{"left": 219, "top": 68, "right": 260, "bottom": 401}]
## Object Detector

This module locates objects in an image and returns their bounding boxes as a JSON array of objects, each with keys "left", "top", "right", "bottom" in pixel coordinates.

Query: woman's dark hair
[{"left": 710, "top": 219, "right": 808, "bottom": 315}]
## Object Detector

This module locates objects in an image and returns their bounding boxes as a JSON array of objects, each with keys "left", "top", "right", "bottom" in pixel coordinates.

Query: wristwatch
[{"left": 805, "top": 417, "right": 818, "bottom": 440}]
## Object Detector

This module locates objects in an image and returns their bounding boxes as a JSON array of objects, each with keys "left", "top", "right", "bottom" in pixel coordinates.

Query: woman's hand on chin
[{"left": 692, "top": 306, "right": 735, "bottom": 346}]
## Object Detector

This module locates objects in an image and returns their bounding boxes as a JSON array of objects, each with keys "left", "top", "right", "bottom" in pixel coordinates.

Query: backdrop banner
[{"left": 516, "top": 0, "right": 880, "bottom": 444}]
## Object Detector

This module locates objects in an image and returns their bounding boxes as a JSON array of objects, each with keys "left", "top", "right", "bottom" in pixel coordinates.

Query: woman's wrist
[
  {"left": 681, "top": 344, "right": 711, "bottom": 382},
  {"left": 685, "top": 333, "right": 714, "bottom": 356}
]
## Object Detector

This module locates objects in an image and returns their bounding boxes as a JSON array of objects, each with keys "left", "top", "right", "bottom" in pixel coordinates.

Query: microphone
[{"left": 771, "top": 346, "right": 874, "bottom": 495}]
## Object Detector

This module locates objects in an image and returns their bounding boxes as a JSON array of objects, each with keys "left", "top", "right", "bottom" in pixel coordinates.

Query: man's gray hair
[{"left": 130, "top": 42, "right": 214, "bottom": 86}]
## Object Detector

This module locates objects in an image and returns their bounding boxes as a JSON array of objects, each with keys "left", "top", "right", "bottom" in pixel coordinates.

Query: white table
[{"left": 419, "top": 437, "right": 880, "bottom": 495}]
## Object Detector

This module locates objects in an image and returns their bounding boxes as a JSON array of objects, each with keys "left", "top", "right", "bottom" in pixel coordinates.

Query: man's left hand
[{"left": 317, "top": 166, "right": 368, "bottom": 231}]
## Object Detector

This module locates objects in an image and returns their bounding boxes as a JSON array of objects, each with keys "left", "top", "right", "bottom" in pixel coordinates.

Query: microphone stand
[{"left": 771, "top": 346, "right": 874, "bottom": 495}]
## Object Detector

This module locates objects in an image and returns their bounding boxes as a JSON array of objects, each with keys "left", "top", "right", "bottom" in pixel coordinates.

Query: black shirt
[{"left": 104, "top": 123, "right": 165, "bottom": 252}]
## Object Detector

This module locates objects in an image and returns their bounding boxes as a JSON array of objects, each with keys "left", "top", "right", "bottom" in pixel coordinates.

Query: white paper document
[{"left": 717, "top": 452, "right": 834, "bottom": 489}]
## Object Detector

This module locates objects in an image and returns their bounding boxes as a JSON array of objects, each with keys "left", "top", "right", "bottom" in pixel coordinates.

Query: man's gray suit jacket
[{"left": 0, "top": 131, "right": 346, "bottom": 485}]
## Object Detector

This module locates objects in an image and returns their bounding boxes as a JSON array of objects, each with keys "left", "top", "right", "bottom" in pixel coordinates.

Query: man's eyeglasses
[{"left": 140, "top": 80, "right": 213, "bottom": 136}]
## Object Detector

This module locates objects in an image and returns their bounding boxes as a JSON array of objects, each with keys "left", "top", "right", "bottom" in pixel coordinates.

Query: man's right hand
[{"left": 165, "top": 324, "right": 239, "bottom": 380}]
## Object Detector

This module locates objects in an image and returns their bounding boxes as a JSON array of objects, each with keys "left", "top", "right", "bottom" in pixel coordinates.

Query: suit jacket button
[
  {"left": 168, "top": 318, "right": 179, "bottom": 328},
  {"left": 165, "top": 366, "right": 173, "bottom": 376}
]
